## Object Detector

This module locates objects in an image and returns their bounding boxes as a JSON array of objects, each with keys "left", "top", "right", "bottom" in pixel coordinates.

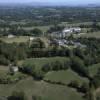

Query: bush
[
  {"left": 33, "top": 70, "right": 45, "bottom": 80},
  {"left": 79, "top": 82, "right": 89, "bottom": 93},
  {"left": 21, "top": 63, "right": 35, "bottom": 75},
  {"left": 71, "top": 56, "right": 89, "bottom": 77},
  {"left": 32, "top": 95, "right": 42, "bottom": 100},
  {"left": 31, "top": 28, "right": 43, "bottom": 36},
  {"left": 42, "top": 60, "right": 70, "bottom": 72},
  {"left": 0, "top": 72, "right": 27, "bottom": 84},
  {"left": 0, "top": 55, "right": 10, "bottom": 65},
  {"left": 68, "top": 80, "right": 80, "bottom": 89}
]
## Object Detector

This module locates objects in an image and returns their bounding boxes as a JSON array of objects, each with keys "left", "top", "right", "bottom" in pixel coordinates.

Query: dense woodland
[{"left": 0, "top": 6, "right": 100, "bottom": 26}]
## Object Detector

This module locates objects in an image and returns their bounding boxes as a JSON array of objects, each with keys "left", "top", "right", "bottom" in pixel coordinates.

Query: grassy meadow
[
  {"left": 78, "top": 32, "right": 100, "bottom": 38},
  {"left": 0, "top": 36, "right": 30, "bottom": 43},
  {"left": 44, "top": 69, "right": 89, "bottom": 86},
  {"left": 0, "top": 77, "right": 85, "bottom": 100},
  {"left": 18, "top": 57, "right": 69, "bottom": 71},
  {"left": 89, "top": 63, "right": 100, "bottom": 77}
]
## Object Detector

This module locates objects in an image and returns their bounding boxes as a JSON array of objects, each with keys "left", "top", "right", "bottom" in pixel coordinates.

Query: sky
[{"left": 0, "top": 0, "right": 100, "bottom": 5}]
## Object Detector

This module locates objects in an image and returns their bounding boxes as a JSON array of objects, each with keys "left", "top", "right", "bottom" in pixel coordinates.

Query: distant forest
[{"left": 0, "top": 6, "right": 100, "bottom": 26}]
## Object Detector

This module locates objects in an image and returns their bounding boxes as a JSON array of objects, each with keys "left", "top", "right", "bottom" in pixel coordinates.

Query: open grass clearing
[
  {"left": 89, "top": 63, "right": 100, "bottom": 77},
  {"left": 44, "top": 69, "right": 89, "bottom": 86},
  {"left": 0, "top": 36, "right": 30, "bottom": 43},
  {"left": 0, "top": 65, "right": 9, "bottom": 71},
  {"left": 18, "top": 57, "right": 69, "bottom": 71},
  {"left": 0, "top": 77, "right": 85, "bottom": 100},
  {"left": 23, "top": 26, "right": 51, "bottom": 32},
  {"left": 78, "top": 32, "right": 100, "bottom": 38}
]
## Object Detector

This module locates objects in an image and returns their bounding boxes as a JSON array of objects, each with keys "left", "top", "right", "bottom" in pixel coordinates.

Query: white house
[
  {"left": 8, "top": 34, "right": 15, "bottom": 38},
  {"left": 9, "top": 66, "right": 19, "bottom": 73},
  {"left": 73, "top": 27, "right": 81, "bottom": 33},
  {"left": 62, "top": 28, "right": 73, "bottom": 37},
  {"left": 50, "top": 27, "right": 81, "bottom": 38},
  {"left": 62, "top": 27, "right": 81, "bottom": 37},
  {"left": 57, "top": 40, "right": 64, "bottom": 46},
  {"left": 63, "top": 28, "right": 73, "bottom": 33},
  {"left": 29, "top": 37, "right": 34, "bottom": 41}
]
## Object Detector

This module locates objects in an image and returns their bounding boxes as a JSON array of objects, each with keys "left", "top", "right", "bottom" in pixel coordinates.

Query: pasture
[
  {"left": 60, "top": 22, "right": 93, "bottom": 27},
  {"left": 0, "top": 77, "right": 85, "bottom": 100},
  {"left": 0, "top": 36, "right": 30, "bottom": 43},
  {"left": 78, "top": 32, "right": 100, "bottom": 38},
  {"left": 23, "top": 26, "right": 51, "bottom": 33},
  {"left": 44, "top": 69, "right": 89, "bottom": 86},
  {"left": 0, "top": 57, "right": 86, "bottom": 100},
  {"left": 18, "top": 57, "right": 69, "bottom": 71},
  {"left": 89, "top": 63, "right": 100, "bottom": 77}
]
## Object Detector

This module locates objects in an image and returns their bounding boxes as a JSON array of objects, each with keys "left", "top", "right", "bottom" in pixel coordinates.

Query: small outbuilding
[
  {"left": 29, "top": 37, "right": 34, "bottom": 41},
  {"left": 8, "top": 34, "right": 15, "bottom": 38},
  {"left": 9, "top": 65, "right": 19, "bottom": 74}
]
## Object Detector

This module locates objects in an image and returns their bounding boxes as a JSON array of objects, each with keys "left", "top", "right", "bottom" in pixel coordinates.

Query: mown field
[
  {"left": 60, "top": 22, "right": 93, "bottom": 27},
  {"left": 0, "top": 77, "right": 85, "bottom": 100},
  {"left": 79, "top": 32, "right": 100, "bottom": 38},
  {"left": 0, "top": 36, "right": 30, "bottom": 43},
  {"left": 0, "top": 57, "right": 86, "bottom": 100},
  {"left": 18, "top": 57, "right": 69, "bottom": 71},
  {"left": 1, "top": 58, "right": 100, "bottom": 100},
  {"left": 23, "top": 26, "right": 51, "bottom": 33},
  {"left": 0, "top": 36, "right": 49, "bottom": 46},
  {"left": 44, "top": 69, "right": 89, "bottom": 86},
  {"left": 89, "top": 63, "right": 100, "bottom": 77},
  {"left": 1, "top": 56, "right": 99, "bottom": 100}
]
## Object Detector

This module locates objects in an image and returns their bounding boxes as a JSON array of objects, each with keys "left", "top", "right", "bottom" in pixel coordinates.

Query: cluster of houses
[
  {"left": 50, "top": 27, "right": 82, "bottom": 38},
  {"left": 49, "top": 38, "right": 86, "bottom": 48}
]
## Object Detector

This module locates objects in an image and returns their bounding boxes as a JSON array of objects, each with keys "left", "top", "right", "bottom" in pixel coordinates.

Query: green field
[
  {"left": 78, "top": 32, "right": 100, "bottom": 38},
  {"left": 0, "top": 65, "right": 9, "bottom": 71},
  {"left": 60, "top": 22, "right": 93, "bottom": 27},
  {"left": 0, "top": 77, "right": 85, "bottom": 100},
  {"left": 23, "top": 26, "right": 51, "bottom": 32},
  {"left": 0, "top": 36, "right": 30, "bottom": 43},
  {"left": 0, "top": 57, "right": 88, "bottom": 100},
  {"left": 19, "top": 57, "right": 69, "bottom": 71},
  {"left": 89, "top": 63, "right": 100, "bottom": 77},
  {"left": 44, "top": 69, "right": 89, "bottom": 86},
  {"left": 0, "top": 66, "right": 9, "bottom": 78}
]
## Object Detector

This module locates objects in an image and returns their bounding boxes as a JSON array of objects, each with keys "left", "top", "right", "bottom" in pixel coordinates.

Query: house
[
  {"left": 9, "top": 66, "right": 19, "bottom": 73},
  {"left": 62, "top": 28, "right": 73, "bottom": 37},
  {"left": 63, "top": 28, "right": 73, "bottom": 33},
  {"left": 72, "top": 27, "right": 81, "bottom": 33},
  {"left": 57, "top": 40, "right": 65, "bottom": 46},
  {"left": 8, "top": 34, "right": 15, "bottom": 38},
  {"left": 29, "top": 37, "right": 34, "bottom": 41},
  {"left": 50, "top": 27, "right": 82, "bottom": 38},
  {"left": 12, "top": 66, "right": 19, "bottom": 72},
  {"left": 62, "top": 27, "right": 81, "bottom": 37}
]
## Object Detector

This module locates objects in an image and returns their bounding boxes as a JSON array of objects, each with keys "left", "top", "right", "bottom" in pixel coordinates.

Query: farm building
[
  {"left": 50, "top": 27, "right": 82, "bottom": 38},
  {"left": 29, "top": 37, "right": 35, "bottom": 41},
  {"left": 8, "top": 34, "right": 15, "bottom": 38},
  {"left": 9, "top": 65, "right": 19, "bottom": 73},
  {"left": 62, "top": 27, "right": 81, "bottom": 37}
]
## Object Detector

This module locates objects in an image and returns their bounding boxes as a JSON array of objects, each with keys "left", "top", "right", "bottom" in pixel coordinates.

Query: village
[{"left": 6, "top": 26, "right": 86, "bottom": 49}]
